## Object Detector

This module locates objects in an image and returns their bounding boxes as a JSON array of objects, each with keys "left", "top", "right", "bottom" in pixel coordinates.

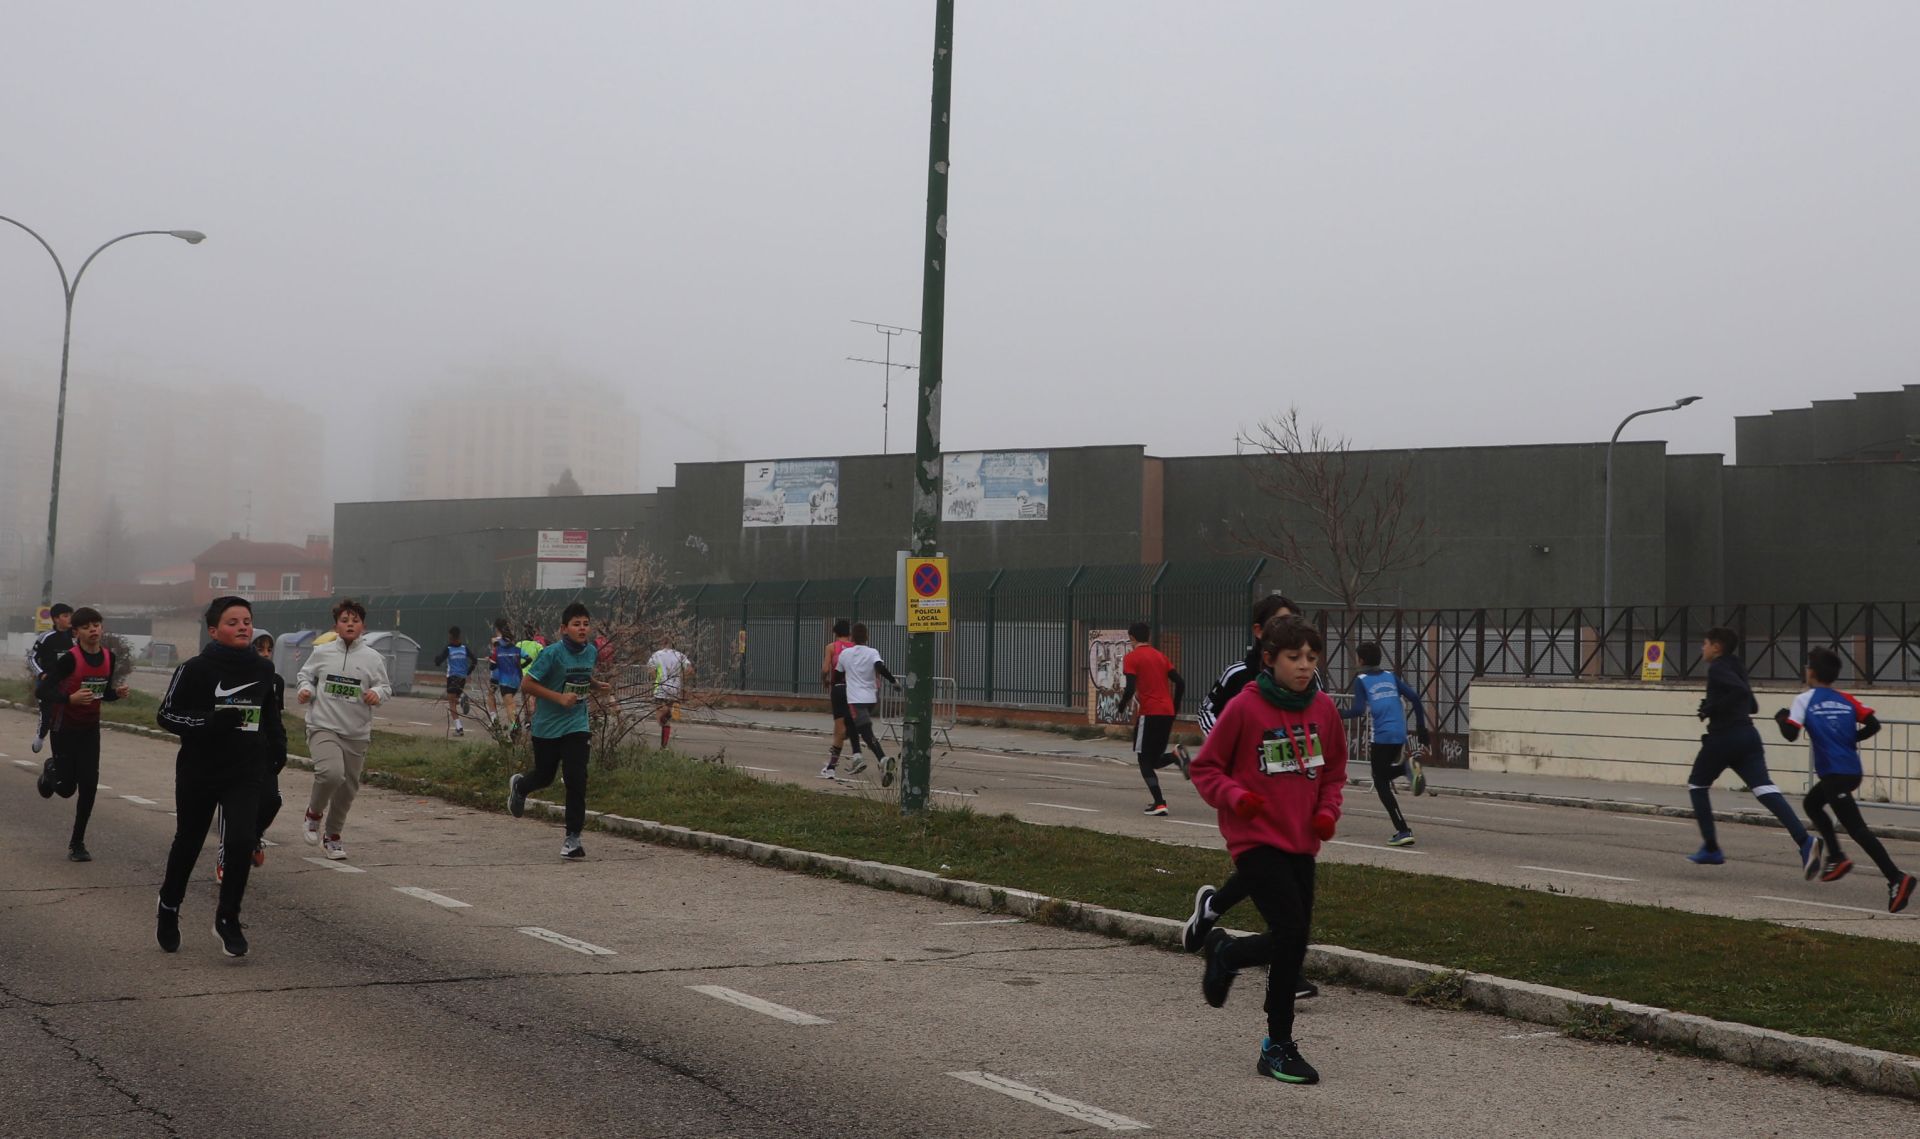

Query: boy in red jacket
[{"left": 1188, "top": 616, "right": 1347, "bottom": 1085}]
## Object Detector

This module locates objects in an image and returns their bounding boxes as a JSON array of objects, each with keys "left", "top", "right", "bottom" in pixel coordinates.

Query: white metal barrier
[
  {"left": 882, "top": 677, "right": 956, "bottom": 750},
  {"left": 1852, "top": 718, "right": 1920, "bottom": 810}
]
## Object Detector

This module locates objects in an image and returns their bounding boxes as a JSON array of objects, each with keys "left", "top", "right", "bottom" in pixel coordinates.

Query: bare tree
[{"left": 1229, "top": 407, "right": 1432, "bottom": 609}]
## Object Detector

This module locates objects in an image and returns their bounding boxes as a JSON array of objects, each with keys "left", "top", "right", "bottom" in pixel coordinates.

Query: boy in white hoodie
[{"left": 294, "top": 599, "right": 392, "bottom": 860}]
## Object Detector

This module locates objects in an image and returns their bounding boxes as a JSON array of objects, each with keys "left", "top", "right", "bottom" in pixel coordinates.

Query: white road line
[
  {"left": 740, "top": 766, "right": 780, "bottom": 773},
  {"left": 1027, "top": 802, "right": 1098, "bottom": 813},
  {"left": 1517, "top": 865, "right": 1637, "bottom": 882},
  {"left": 1502, "top": 1030, "right": 1562, "bottom": 1040},
  {"left": 394, "top": 886, "right": 471, "bottom": 909},
  {"left": 405, "top": 720, "right": 436, "bottom": 726},
  {"left": 1621, "top": 815, "right": 1690, "bottom": 826},
  {"left": 931, "top": 788, "right": 979, "bottom": 798},
  {"left": 1029, "top": 773, "right": 1114, "bottom": 786},
  {"left": 1482, "top": 802, "right": 1539, "bottom": 811},
  {"left": 303, "top": 857, "right": 367, "bottom": 874},
  {"left": 688, "top": 984, "right": 830, "bottom": 1024},
  {"left": 947, "top": 1071, "right": 1148, "bottom": 1132},
  {"left": 935, "top": 917, "right": 1025, "bottom": 926},
  {"left": 954, "top": 752, "right": 1104, "bottom": 770},
  {"left": 1754, "top": 894, "right": 1913, "bottom": 918},
  {"left": 1348, "top": 807, "right": 1465, "bottom": 824},
  {"left": 95, "top": 784, "right": 111, "bottom": 791},
  {"left": 1328, "top": 839, "right": 1426, "bottom": 855},
  {"left": 1166, "top": 819, "right": 1216, "bottom": 829},
  {"left": 119, "top": 794, "right": 158, "bottom": 806},
  {"left": 519, "top": 927, "right": 616, "bottom": 955},
  {"left": 11, "top": 759, "right": 37, "bottom": 769}
]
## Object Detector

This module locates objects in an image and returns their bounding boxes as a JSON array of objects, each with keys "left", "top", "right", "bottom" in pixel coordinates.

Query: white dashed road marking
[
  {"left": 1348, "top": 807, "right": 1465, "bottom": 824},
  {"left": 1622, "top": 816, "right": 1690, "bottom": 826},
  {"left": 1328, "top": 839, "right": 1426, "bottom": 855},
  {"left": 394, "top": 887, "right": 471, "bottom": 909},
  {"left": 1029, "top": 773, "right": 1114, "bottom": 786},
  {"left": 935, "top": 917, "right": 1024, "bottom": 926},
  {"left": 688, "top": 985, "right": 830, "bottom": 1024},
  {"left": 12, "top": 759, "right": 36, "bottom": 769},
  {"left": 1755, "top": 894, "right": 1912, "bottom": 918},
  {"left": 303, "top": 857, "right": 367, "bottom": 874},
  {"left": 519, "top": 927, "right": 615, "bottom": 955},
  {"left": 1027, "top": 802, "right": 1098, "bottom": 813},
  {"left": 1165, "top": 819, "right": 1215, "bottom": 829},
  {"left": 1482, "top": 803, "right": 1539, "bottom": 811},
  {"left": 1517, "top": 865, "right": 1636, "bottom": 882},
  {"left": 739, "top": 766, "right": 779, "bottom": 773},
  {"left": 119, "top": 795, "right": 158, "bottom": 806},
  {"left": 947, "top": 1071, "right": 1148, "bottom": 1132}
]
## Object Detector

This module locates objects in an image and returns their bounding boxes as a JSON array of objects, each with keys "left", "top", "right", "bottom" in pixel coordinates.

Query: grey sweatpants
[{"left": 306, "top": 728, "right": 371, "bottom": 836}]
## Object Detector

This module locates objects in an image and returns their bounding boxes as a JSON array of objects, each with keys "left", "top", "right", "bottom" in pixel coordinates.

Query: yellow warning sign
[
  {"left": 1641, "top": 641, "right": 1667, "bottom": 682},
  {"left": 905, "top": 557, "right": 951, "bottom": 633}
]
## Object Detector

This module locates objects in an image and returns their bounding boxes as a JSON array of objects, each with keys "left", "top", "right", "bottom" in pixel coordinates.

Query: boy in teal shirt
[{"left": 506, "top": 603, "right": 608, "bottom": 859}]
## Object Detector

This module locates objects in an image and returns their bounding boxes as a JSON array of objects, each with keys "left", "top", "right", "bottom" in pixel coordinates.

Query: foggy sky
[{"left": 4, "top": 1, "right": 1918, "bottom": 509}]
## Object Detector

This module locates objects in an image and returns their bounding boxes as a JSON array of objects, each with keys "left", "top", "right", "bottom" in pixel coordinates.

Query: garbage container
[
  {"left": 362, "top": 631, "right": 423, "bottom": 695},
  {"left": 274, "top": 630, "right": 320, "bottom": 690}
]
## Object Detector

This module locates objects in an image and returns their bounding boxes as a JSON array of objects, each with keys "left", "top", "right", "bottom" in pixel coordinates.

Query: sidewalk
[{"left": 689, "top": 704, "right": 1920, "bottom": 842}]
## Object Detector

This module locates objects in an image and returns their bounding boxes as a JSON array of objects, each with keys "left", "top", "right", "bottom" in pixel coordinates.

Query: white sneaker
[
  {"left": 323, "top": 835, "right": 347, "bottom": 860},
  {"left": 845, "top": 755, "right": 868, "bottom": 775},
  {"left": 560, "top": 833, "right": 585, "bottom": 860},
  {"left": 818, "top": 765, "right": 837, "bottom": 779},
  {"left": 30, "top": 735, "right": 43, "bottom": 754},
  {"left": 303, "top": 811, "right": 322, "bottom": 845}
]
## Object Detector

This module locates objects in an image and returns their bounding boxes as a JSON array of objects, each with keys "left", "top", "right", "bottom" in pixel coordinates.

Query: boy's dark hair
[
  {"left": 1357, "top": 641, "right": 1383, "bottom": 668},
  {"left": 71, "top": 606, "right": 103, "bottom": 627},
  {"left": 561, "top": 602, "right": 591, "bottom": 624},
  {"left": 1806, "top": 647, "right": 1842, "bottom": 685},
  {"left": 495, "top": 617, "right": 512, "bottom": 635},
  {"left": 204, "top": 595, "right": 252, "bottom": 629},
  {"left": 1251, "top": 594, "right": 1296, "bottom": 628},
  {"left": 524, "top": 623, "right": 539, "bottom": 638},
  {"left": 253, "top": 633, "right": 275, "bottom": 652},
  {"left": 1705, "top": 627, "right": 1741, "bottom": 656},
  {"left": 1259, "top": 615, "right": 1325, "bottom": 658},
  {"left": 1128, "top": 620, "right": 1151, "bottom": 642},
  {"left": 832, "top": 618, "right": 851, "bottom": 637},
  {"left": 50, "top": 603, "right": 73, "bottom": 619},
  {"left": 448, "top": 626, "right": 463, "bottom": 641},
  {"left": 851, "top": 622, "right": 869, "bottom": 645},
  {"left": 332, "top": 598, "right": 366, "bottom": 622}
]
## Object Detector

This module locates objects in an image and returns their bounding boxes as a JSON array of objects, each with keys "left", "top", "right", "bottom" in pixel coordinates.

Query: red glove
[
  {"left": 1312, "top": 811, "right": 1337, "bottom": 841},
  {"left": 1231, "top": 791, "right": 1265, "bottom": 820}
]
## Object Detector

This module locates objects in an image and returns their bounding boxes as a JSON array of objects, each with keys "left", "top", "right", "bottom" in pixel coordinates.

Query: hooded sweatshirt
[
  {"left": 1189, "top": 680, "right": 1348, "bottom": 858},
  {"left": 1698, "top": 655, "right": 1758, "bottom": 734},
  {"left": 157, "top": 641, "right": 288, "bottom": 774},
  {"left": 295, "top": 635, "right": 393, "bottom": 740}
]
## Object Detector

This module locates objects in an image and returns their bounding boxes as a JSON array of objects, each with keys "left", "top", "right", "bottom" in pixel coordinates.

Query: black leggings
[
  {"left": 217, "top": 761, "right": 286, "bottom": 863},
  {"left": 521, "top": 732, "right": 591, "bottom": 834},
  {"left": 848, "top": 706, "right": 885, "bottom": 759},
  {"left": 49, "top": 727, "right": 101, "bottom": 846},
  {"left": 160, "top": 758, "right": 262, "bottom": 920},
  {"left": 1216, "top": 845, "right": 1317, "bottom": 1043},
  {"left": 1371, "top": 742, "right": 1408, "bottom": 832},
  {"left": 1805, "top": 775, "right": 1904, "bottom": 881}
]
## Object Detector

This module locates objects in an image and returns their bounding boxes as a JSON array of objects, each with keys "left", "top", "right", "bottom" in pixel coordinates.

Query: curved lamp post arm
[
  {"left": 70, "top": 229, "right": 204, "bottom": 299},
  {"left": 1602, "top": 395, "right": 1702, "bottom": 619},
  {"left": 0, "top": 214, "right": 73, "bottom": 296}
]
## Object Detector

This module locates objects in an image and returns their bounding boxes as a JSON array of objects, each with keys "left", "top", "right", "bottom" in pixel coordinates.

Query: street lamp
[
  {"left": 1602, "top": 395, "right": 1701, "bottom": 615},
  {"left": 0, "top": 217, "right": 205, "bottom": 604}
]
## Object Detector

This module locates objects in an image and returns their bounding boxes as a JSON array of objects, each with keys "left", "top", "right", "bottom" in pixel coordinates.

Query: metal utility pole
[
  {"left": 847, "top": 318, "right": 918, "bottom": 452},
  {"left": 900, "top": 0, "right": 954, "bottom": 816}
]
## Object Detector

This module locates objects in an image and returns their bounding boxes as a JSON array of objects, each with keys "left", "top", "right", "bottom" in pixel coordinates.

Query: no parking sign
[
  {"left": 1641, "top": 641, "right": 1666, "bottom": 682},
  {"left": 905, "top": 556, "right": 950, "bottom": 633}
]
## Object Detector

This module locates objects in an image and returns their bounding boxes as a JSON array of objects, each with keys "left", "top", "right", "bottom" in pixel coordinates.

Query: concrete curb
[{"left": 35, "top": 703, "right": 1920, "bottom": 1098}]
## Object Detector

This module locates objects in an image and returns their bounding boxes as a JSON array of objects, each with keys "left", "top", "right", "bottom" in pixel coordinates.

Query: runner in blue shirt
[
  {"left": 488, "top": 618, "right": 524, "bottom": 731},
  {"left": 1339, "top": 642, "right": 1429, "bottom": 846},
  {"left": 433, "top": 626, "right": 474, "bottom": 736}
]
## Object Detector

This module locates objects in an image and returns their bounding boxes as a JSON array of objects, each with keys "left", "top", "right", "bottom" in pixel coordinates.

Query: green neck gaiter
[{"left": 1256, "top": 671, "right": 1317, "bottom": 712}]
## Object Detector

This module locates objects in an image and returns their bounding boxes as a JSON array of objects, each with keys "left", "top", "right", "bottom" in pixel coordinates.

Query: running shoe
[
  {"left": 1387, "top": 830, "right": 1416, "bottom": 847},
  {"left": 323, "top": 835, "right": 347, "bottom": 860},
  {"left": 1257, "top": 1037, "right": 1320, "bottom": 1085},
  {"left": 1295, "top": 979, "right": 1318, "bottom": 1000},
  {"left": 561, "top": 833, "right": 585, "bottom": 860},
  {"left": 35, "top": 758, "right": 54, "bottom": 799},
  {"left": 1202, "top": 927, "right": 1238, "bottom": 1008},
  {"left": 303, "top": 809, "right": 322, "bottom": 845},
  {"left": 1820, "top": 858, "right": 1853, "bottom": 883},
  {"left": 1686, "top": 845, "right": 1725, "bottom": 865},
  {"left": 1182, "top": 884, "right": 1218, "bottom": 953},
  {"left": 880, "top": 757, "right": 897, "bottom": 788},
  {"left": 1800, "top": 834, "right": 1825, "bottom": 881},
  {"left": 252, "top": 841, "right": 267, "bottom": 868},
  {"left": 1144, "top": 803, "right": 1169, "bottom": 817},
  {"left": 67, "top": 842, "right": 91, "bottom": 863},
  {"left": 1406, "top": 755, "right": 1427, "bottom": 797},
  {"left": 215, "top": 858, "right": 225, "bottom": 884},
  {"left": 156, "top": 901, "right": 180, "bottom": 953},
  {"left": 31, "top": 734, "right": 42, "bottom": 754},
  {"left": 846, "top": 755, "right": 868, "bottom": 776},
  {"left": 507, "top": 773, "right": 527, "bottom": 818},
  {"left": 1174, "top": 744, "right": 1193, "bottom": 781},
  {"left": 1892, "top": 873, "right": 1916, "bottom": 915},
  {"left": 459, "top": 693, "right": 472, "bottom": 716},
  {"left": 213, "top": 915, "right": 248, "bottom": 958},
  {"left": 818, "top": 765, "right": 837, "bottom": 779},
  {"left": 454, "top": 724, "right": 465, "bottom": 737}
]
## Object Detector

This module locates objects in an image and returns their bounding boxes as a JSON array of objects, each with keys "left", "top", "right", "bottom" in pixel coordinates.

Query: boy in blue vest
[
  {"left": 434, "top": 626, "right": 474, "bottom": 736},
  {"left": 1339, "top": 642, "right": 1430, "bottom": 846},
  {"left": 1772, "top": 648, "right": 1914, "bottom": 913}
]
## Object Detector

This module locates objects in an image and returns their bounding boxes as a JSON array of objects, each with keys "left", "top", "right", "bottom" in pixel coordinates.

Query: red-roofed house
[{"left": 192, "top": 535, "right": 332, "bottom": 606}]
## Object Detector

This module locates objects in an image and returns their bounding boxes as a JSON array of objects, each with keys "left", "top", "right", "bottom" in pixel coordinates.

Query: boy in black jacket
[
  {"left": 154, "top": 596, "right": 288, "bottom": 958},
  {"left": 1685, "top": 627, "right": 1821, "bottom": 876}
]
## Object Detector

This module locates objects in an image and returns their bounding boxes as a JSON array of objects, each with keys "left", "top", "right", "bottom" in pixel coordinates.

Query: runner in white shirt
[
  {"left": 833, "top": 623, "right": 900, "bottom": 787},
  {"left": 645, "top": 640, "right": 693, "bottom": 749}
]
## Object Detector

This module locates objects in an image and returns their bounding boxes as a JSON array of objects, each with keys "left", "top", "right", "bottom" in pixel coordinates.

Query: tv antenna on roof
[{"left": 848, "top": 320, "right": 919, "bottom": 453}]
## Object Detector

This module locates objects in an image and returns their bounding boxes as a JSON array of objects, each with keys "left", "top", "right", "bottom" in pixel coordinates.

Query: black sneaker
[
  {"left": 880, "top": 757, "right": 897, "bottom": 788},
  {"left": 156, "top": 902, "right": 181, "bottom": 953},
  {"left": 67, "top": 842, "right": 91, "bottom": 863},
  {"left": 1202, "top": 927, "right": 1238, "bottom": 1008},
  {"left": 1257, "top": 1037, "right": 1319, "bottom": 1085},
  {"left": 1295, "top": 978, "right": 1318, "bottom": 1000},
  {"left": 507, "top": 773, "right": 527, "bottom": 818},
  {"left": 1144, "top": 803, "right": 1169, "bottom": 817},
  {"left": 561, "top": 833, "right": 586, "bottom": 860},
  {"left": 36, "top": 758, "right": 55, "bottom": 799},
  {"left": 1182, "top": 884, "right": 1217, "bottom": 953},
  {"left": 1174, "top": 744, "right": 1193, "bottom": 781},
  {"left": 213, "top": 915, "right": 249, "bottom": 958}
]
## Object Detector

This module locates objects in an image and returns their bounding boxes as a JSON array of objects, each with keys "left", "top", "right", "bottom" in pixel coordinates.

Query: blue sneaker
[
  {"left": 1386, "top": 831, "right": 1416, "bottom": 847},
  {"left": 1800, "top": 834, "right": 1824, "bottom": 881},
  {"left": 1257, "top": 1037, "right": 1319, "bottom": 1085},
  {"left": 1687, "top": 845, "right": 1725, "bottom": 865}
]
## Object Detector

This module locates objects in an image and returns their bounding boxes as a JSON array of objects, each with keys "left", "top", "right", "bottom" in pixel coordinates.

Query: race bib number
[
  {"left": 322, "top": 673, "right": 364, "bottom": 701},
  {"left": 222, "top": 699, "right": 262, "bottom": 732},
  {"left": 81, "top": 677, "right": 109, "bottom": 697},
  {"left": 1259, "top": 725, "right": 1325, "bottom": 777},
  {"left": 564, "top": 670, "right": 593, "bottom": 698}
]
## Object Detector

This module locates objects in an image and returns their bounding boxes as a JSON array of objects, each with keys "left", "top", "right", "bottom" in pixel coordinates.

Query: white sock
[{"left": 454, "top": 718, "right": 463, "bottom": 729}]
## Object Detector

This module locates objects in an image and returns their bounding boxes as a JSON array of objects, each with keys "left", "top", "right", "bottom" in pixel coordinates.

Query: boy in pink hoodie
[{"left": 1188, "top": 616, "right": 1347, "bottom": 1085}]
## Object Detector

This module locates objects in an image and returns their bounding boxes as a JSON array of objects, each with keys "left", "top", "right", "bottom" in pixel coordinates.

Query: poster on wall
[
  {"left": 1088, "top": 628, "right": 1132, "bottom": 724},
  {"left": 742, "top": 460, "right": 839, "bottom": 527},
  {"left": 942, "top": 451, "right": 1048, "bottom": 521},
  {"left": 535, "top": 529, "right": 589, "bottom": 589}
]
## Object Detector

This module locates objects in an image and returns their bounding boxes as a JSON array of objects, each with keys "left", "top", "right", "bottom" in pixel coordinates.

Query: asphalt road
[
  {"left": 117, "top": 671, "right": 1920, "bottom": 942},
  {"left": 4, "top": 713, "right": 1916, "bottom": 1138}
]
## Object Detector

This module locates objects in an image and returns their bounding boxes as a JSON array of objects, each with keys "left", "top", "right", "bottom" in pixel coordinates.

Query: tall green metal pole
[{"left": 901, "top": 0, "right": 954, "bottom": 815}]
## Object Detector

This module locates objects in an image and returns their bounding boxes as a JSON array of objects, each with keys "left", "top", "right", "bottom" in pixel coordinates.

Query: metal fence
[{"left": 249, "top": 577, "right": 1920, "bottom": 739}]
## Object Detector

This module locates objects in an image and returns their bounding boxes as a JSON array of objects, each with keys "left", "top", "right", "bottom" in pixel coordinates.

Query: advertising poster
[
  {"left": 1088, "top": 628, "right": 1132, "bottom": 724},
  {"left": 942, "top": 451, "right": 1049, "bottom": 521},
  {"left": 742, "top": 460, "right": 839, "bottom": 527},
  {"left": 535, "top": 529, "right": 589, "bottom": 590}
]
